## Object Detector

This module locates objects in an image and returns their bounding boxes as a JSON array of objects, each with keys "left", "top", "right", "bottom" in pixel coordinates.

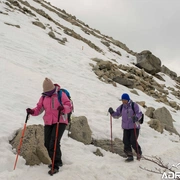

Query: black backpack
[{"left": 120, "top": 102, "right": 144, "bottom": 124}]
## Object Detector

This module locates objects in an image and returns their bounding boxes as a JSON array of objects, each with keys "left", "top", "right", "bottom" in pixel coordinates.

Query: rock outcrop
[
  {"left": 10, "top": 125, "right": 51, "bottom": 166},
  {"left": 136, "top": 50, "right": 161, "bottom": 75}
]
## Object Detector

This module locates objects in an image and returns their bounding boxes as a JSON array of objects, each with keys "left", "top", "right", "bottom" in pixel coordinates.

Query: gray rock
[
  {"left": 136, "top": 101, "right": 146, "bottom": 108},
  {"left": 32, "top": 21, "right": 45, "bottom": 29},
  {"left": 69, "top": 116, "right": 92, "bottom": 145},
  {"left": 135, "top": 85, "right": 144, "bottom": 91},
  {"left": 92, "top": 138, "right": 126, "bottom": 157},
  {"left": 153, "top": 107, "right": 179, "bottom": 135},
  {"left": 161, "top": 65, "right": 177, "bottom": 79},
  {"left": 154, "top": 74, "right": 165, "bottom": 81},
  {"left": 145, "top": 107, "right": 155, "bottom": 118},
  {"left": 4, "top": 22, "right": 20, "bottom": 28},
  {"left": 10, "top": 125, "right": 51, "bottom": 166},
  {"left": 91, "top": 58, "right": 103, "bottom": 63},
  {"left": 148, "top": 119, "right": 164, "bottom": 133},
  {"left": 136, "top": 50, "right": 161, "bottom": 75},
  {"left": 48, "top": 31, "right": 56, "bottom": 38},
  {"left": 62, "top": 37, "right": 67, "bottom": 42},
  {"left": 94, "top": 70, "right": 104, "bottom": 77},
  {"left": 113, "top": 76, "right": 134, "bottom": 88},
  {"left": 177, "top": 76, "right": 180, "bottom": 83},
  {"left": 155, "top": 86, "right": 169, "bottom": 95},
  {"left": 93, "top": 148, "right": 103, "bottom": 157},
  {"left": 97, "top": 61, "right": 112, "bottom": 70},
  {"left": 169, "top": 101, "right": 177, "bottom": 108},
  {"left": 89, "top": 63, "right": 94, "bottom": 68},
  {"left": 130, "top": 90, "right": 139, "bottom": 96},
  {"left": 101, "top": 41, "right": 110, "bottom": 47}
]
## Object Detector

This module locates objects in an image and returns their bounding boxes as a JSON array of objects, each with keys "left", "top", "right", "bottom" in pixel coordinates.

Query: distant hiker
[
  {"left": 108, "top": 93, "right": 143, "bottom": 162},
  {"left": 26, "top": 78, "right": 72, "bottom": 174}
]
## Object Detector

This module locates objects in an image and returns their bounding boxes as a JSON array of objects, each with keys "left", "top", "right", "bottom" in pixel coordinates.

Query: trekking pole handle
[
  {"left": 57, "top": 110, "right": 61, "bottom": 123},
  {"left": 25, "top": 113, "right": 30, "bottom": 123}
]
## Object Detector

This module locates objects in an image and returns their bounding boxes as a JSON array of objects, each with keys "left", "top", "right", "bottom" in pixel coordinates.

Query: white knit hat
[{"left": 43, "top": 78, "right": 55, "bottom": 92}]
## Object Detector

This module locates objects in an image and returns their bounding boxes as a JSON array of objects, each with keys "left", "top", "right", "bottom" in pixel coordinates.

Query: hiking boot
[
  {"left": 125, "top": 156, "right": 134, "bottom": 162},
  {"left": 48, "top": 167, "right": 59, "bottom": 176},
  {"left": 48, "top": 162, "right": 63, "bottom": 168},
  {"left": 137, "top": 154, "right": 142, "bottom": 161}
]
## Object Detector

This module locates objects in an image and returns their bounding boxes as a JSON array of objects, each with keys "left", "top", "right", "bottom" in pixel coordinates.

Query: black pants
[
  {"left": 44, "top": 123, "right": 66, "bottom": 166},
  {"left": 123, "top": 129, "right": 142, "bottom": 157}
]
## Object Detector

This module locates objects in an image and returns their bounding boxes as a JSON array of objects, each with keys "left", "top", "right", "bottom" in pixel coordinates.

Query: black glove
[
  {"left": 132, "top": 115, "right": 138, "bottom": 123},
  {"left": 57, "top": 106, "right": 64, "bottom": 112},
  {"left": 26, "top": 108, "right": 34, "bottom": 115},
  {"left": 108, "top": 107, "right": 114, "bottom": 115}
]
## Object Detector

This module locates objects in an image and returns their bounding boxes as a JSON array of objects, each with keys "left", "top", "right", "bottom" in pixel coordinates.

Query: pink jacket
[{"left": 32, "top": 85, "right": 72, "bottom": 125}]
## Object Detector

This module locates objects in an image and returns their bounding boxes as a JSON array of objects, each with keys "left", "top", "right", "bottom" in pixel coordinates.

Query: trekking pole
[
  {"left": 51, "top": 110, "right": 61, "bottom": 175},
  {"left": 13, "top": 113, "right": 30, "bottom": 170},
  {"left": 68, "top": 115, "right": 72, "bottom": 137},
  {"left": 134, "top": 124, "right": 139, "bottom": 160},
  {"left": 110, "top": 115, "right": 113, "bottom": 152}
]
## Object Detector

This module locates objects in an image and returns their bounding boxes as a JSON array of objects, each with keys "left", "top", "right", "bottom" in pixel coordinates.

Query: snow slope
[{"left": 0, "top": 0, "right": 180, "bottom": 179}]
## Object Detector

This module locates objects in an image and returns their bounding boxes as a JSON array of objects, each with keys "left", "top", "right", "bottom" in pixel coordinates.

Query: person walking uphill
[
  {"left": 108, "top": 93, "right": 143, "bottom": 162},
  {"left": 26, "top": 78, "right": 72, "bottom": 175}
]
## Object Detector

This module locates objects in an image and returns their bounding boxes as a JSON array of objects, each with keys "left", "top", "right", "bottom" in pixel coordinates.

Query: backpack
[
  {"left": 58, "top": 89, "right": 71, "bottom": 106},
  {"left": 120, "top": 102, "right": 144, "bottom": 124},
  {"left": 58, "top": 88, "right": 73, "bottom": 123},
  {"left": 58, "top": 88, "right": 74, "bottom": 137}
]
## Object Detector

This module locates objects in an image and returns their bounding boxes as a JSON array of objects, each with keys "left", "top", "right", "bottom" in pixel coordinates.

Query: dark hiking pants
[
  {"left": 44, "top": 123, "right": 66, "bottom": 166},
  {"left": 123, "top": 128, "right": 142, "bottom": 157}
]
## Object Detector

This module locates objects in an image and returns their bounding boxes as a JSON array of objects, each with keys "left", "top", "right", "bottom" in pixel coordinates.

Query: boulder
[
  {"left": 91, "top": 58, "right": 103, "bottom": 63},
  {"left": 68, "top": 116, "right": 92, "bottom": 145},
  {"left": 145, "top": 107, "right": 155, "bottom": 118},
  {"left": 48, "top": 31, "right": 56, "bottom": 38},
  {"left": 32, "top": 21, "right": 45, "bottom": 29},
  {"left": 93, "top": 148, "right": 103, "bottom": 157},
  {"left": 136, "top": 50, "right": 161, "bottom": 75},
  {"left": 92, "top": 138, "right": 126, "bottom": 157},
  {"left": 136, "top": 101, "right": 146, "bottom": 108},
  {"left": 97, "top": 61, "right": 112, "bottom": 70},
  {"left": 177, "top": 76, "right": 180, "bottom": 83},
  {"left": 130, "top": 90, "right": 139, "bottom": 96},
  {"left": 148, "top": 119, "right": 164, "bottom": 133},
  {"left": 10, "top": 125, "right": 51, "bottom": 166},
  {"left": 155, "top": 86, "right": 169, "bottom": 95},
  {"left": 62, "top": 37, "right": 67, "bottom": 42},
  {"left": 135, "top": 85, "right": 144, "bottom": 91},
  {"left": 169, "top": 101, "right": 177, "bottom": 108},
  {"left": 94, "top": 70, "right": 104, "bottom": 77},
  {"left": 161, "top": 65, "right": 177, "bottom": 80},
  {"left": 113, "top": 77, "right": 134, "bottom": 88},
  {"left": 154, "top": 74, "right": 165, "bottom": 81},
  {"left": 153, "top": 107, "right": 179, "bottom": 135}
]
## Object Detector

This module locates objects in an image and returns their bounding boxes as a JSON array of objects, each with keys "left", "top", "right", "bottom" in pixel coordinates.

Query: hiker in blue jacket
[{"left": 108, "top": 93, "right": 143, "bottom": 162}]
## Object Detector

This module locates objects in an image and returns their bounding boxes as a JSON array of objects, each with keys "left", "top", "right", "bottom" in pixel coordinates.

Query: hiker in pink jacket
[{"left": 26, "top": 78, "right": 72, "bottom": 173}]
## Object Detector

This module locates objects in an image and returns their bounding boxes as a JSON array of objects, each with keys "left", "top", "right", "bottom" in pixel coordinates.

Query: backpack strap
[
  {"left": 120, "top": 104, "right": 123, "bottom": 113},
  {"left": 131, "top": 102, "right": 135, "bottom": 114},
  {"left": 58, "top": 89, "right": 63, "bottom": 106},
  {"left": 120, "top": 102, "right": 135, "bottom": 114}
]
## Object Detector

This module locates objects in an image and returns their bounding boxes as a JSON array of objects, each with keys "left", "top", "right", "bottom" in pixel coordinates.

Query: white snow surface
[{"left": 0, "top": 0, "right": 180, "bottom": 179}]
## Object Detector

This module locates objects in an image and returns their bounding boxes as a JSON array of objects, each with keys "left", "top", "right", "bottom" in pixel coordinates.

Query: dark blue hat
[{"left": 121, "top": 93, "right": 130, "bottom": 101}]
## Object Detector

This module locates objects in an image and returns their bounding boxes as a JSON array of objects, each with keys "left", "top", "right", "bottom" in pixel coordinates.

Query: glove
[
  {"left": 26, "top": 108, "right": 34, "bottom": 115},
  {"left": 57, "top": 106, "right": 64, "bottom": 112},
  {"left": 108, "top": 107, "right": 114, "bottom": 115},
  {"left": 132, "top": 116, "right": 138, "bottom": 123}
]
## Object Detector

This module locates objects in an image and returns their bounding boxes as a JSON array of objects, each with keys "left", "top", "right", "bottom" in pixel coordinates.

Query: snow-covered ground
[{"left": 0, "top": 0, "right": 180, "bottom": 179}]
